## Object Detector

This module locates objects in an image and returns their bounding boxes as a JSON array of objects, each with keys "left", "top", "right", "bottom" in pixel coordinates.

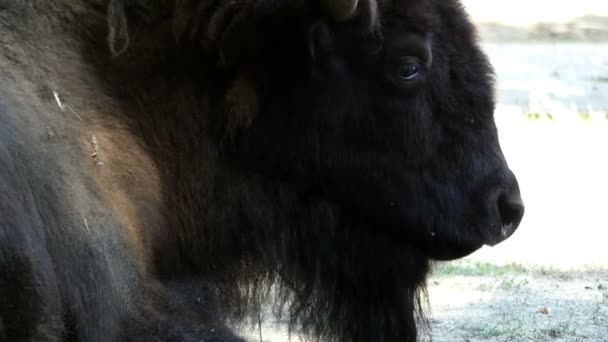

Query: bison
[{"left": 0, "top": 0, "right": 524, "bottom": 341}]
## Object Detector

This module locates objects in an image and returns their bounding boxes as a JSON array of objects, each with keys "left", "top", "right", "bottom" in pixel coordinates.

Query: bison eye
[{"left": 396, "top": 57, "right": 423, "bottom": 82}]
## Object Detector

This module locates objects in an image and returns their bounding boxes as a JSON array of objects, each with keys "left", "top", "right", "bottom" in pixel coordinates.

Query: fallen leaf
[{"left": 537, "top": 306, "right": 550, "bottom": 315}]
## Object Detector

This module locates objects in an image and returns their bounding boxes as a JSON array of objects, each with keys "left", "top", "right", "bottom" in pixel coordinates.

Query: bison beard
[{"left": 0, "top": 0, "right": 524, "bottom": 341}]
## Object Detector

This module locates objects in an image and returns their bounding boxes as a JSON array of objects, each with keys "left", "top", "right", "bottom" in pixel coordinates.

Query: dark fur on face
[{"left": 0, "top": 0, "right": 523, "bottom": 341}]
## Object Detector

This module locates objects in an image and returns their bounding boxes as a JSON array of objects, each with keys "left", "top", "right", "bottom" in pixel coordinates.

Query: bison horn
[{"left": 320, "top": 0, "right": 359, "bottom": 22}]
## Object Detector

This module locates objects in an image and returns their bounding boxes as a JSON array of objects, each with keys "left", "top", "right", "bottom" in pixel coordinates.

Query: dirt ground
[{"left": 426, "top": 264, "right": 608, "bottom": 341}]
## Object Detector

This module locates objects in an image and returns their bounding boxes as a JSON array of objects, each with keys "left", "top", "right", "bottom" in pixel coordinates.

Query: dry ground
[{"left": 427, "top": 263, "right": 608, "bottom": 341}]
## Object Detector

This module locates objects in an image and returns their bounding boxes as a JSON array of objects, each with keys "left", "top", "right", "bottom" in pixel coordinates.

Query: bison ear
[
  {"left": 308, "top": 21, "right": 334, "bottom": 62},
  {"left": 172, "top": 1, "right": 262, "bottom": 68}
]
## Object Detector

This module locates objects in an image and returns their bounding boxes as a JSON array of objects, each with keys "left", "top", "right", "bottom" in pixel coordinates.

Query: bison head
[
  {"left": 172, "top": 0, "right": 525, "bottom": 339},
  {"left": 108, "top": 0, "right": 524, "bottom": 340},
  {"left": 201, "top": 0, "right": 523, "bottom": 261}
]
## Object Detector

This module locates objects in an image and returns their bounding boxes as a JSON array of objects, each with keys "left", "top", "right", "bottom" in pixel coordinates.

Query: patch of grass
[
  {"left": 525, "top": 112, "right": 543, "bottom": 121},
  {"left": 522, "top": 111, "right": 608, "bottom": 122},
  {"left": 498, "top": 277, "right": 529, "bottom": 291},
  {"left": 524, "top": 112, "right": 557, "bottom": 122},
  {"left": 433, "top": 261, "right": 529, "bottom": 278},
  {"left": 537, "top": 266, "right": 575, "bottom": 280},
  {"left": 535, "top": 323, "right": 577, "bottom": 339},
  {"left": 432, "top": 261, "right": 587, "bottom": 280},
  {"left": 463, "top": 323, "right": 522, "bottom": 339},
  {"left": 474, "top": 278, "right": 529, "bottom": 291}
]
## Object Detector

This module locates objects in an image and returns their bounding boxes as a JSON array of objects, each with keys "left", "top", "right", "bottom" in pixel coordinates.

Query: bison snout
[{"left": 485, "top": 172, "right": 524, "bottom": 247}]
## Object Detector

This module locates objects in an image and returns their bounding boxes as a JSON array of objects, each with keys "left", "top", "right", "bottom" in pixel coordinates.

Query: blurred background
[
  {"left": 427, "top": 1, "right": 608, "bottom": 340},
  {"left": 461, "top": 0, "right": 608, "bottom": 275}
]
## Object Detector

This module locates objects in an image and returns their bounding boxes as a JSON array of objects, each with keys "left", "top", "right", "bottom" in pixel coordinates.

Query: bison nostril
[
  {"left": 497, "top": 192, "right": 524, "bottom": 234},
  {"left": 484, "top": 174, "right": 525, "bottom": 247}
]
